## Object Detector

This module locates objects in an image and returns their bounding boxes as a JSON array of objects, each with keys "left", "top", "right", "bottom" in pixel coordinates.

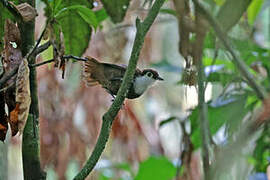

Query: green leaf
[
  {"left": 53, "top": 0, "right": 63, "bottom": 13},
  {"left": 135, "top": 156, "right": 176, "bottom": 180},
  {"left": 55, "top": 0, "right": 92, "bottom": 56},
  {"left": 203, "top": 57, "right": 235, "bottom": 70},
  {"left": 55, "top": 5, "right": 98, "bottom": 30},
  {"left": 232, "top": 38, "right": 268, "bottom": 66},
  {"left": 0, "top": 3, "right": 15, "bottom": 52},
  {"left": 247, "top": 0, "right": 265, "bottom": 25},
  {"left": 253, "top": 126, "right": 270, "bottom": 172},
  {"left": 40, "top": 0, "right": 52, "bottom": 18},
  {"left": 204, "top": 31, "right": 216, "bottom": 49},
  {"left": 160, "top": 8, "right": 177, "bottom": 17},
  {"left": 101, "top": 0, "right": 130, "bottom": 23},
  {"left": 190, "top": 95, "right": 248, "bottom": 149},
  {"left": 207, "top": 72, "right": 238, "bottom": 86},
  {"left": 95, "top": 8, "right": 108, "bottom": 25}
]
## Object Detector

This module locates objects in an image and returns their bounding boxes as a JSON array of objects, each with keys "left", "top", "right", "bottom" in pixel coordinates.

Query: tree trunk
[{"left": 18, "top": 0, "right": 46, "bottom": 179}]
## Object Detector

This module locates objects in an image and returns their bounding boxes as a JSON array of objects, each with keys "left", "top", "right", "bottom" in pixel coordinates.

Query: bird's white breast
[{"left": 134, "top": 76, "right": 155, "bottom": 95}]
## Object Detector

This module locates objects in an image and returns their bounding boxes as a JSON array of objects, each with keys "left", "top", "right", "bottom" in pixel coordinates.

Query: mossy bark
[{"left": 18, "top": 0, "right": 46, "bottom": 179}]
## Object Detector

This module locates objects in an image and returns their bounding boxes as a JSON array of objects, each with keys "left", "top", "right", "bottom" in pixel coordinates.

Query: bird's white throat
[{"left": 134, "top": 75, "right": 156, "bottom": 95}]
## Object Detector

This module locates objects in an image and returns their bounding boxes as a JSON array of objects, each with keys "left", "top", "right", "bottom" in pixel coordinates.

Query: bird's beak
[{"left": 157, "top": 76, "right": 164, "bottom": 81}]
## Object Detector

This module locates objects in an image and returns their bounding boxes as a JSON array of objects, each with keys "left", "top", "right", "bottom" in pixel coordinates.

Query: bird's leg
[
  {"left": 105, "top": 89, "right": 116, "bottom": 101},
  {"left": 105, "top": 89, "right": 125, "bottom": 108},
  {"left": 110, "top": 94, "right": 116, "bottom": 102}
]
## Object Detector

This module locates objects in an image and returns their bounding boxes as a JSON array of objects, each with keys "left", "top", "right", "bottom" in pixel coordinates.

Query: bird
[{"left": 83, "top": 57, "right": 163, "bottom": 99}]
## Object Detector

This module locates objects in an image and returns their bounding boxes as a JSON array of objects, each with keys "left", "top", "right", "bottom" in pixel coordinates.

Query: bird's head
[{"left": 133, "top": 69, "right": 163, "bottom": 95}]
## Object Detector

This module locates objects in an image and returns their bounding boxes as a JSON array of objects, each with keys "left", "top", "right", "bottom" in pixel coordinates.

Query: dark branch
[
  {"left": 0, "top": 66, "right": 19, "bottom": 88},
  {"left": 26, "top": 23, "right": 48, "bottom": 59},
  {"left": 62, "top": 55, "right": 88, "bottom": 62},
  {"left": 33, "top": 41, "right": 51, "bottom": 57},
  {"left": 29, "top": 59, "right": 54, "bottom": 68}
]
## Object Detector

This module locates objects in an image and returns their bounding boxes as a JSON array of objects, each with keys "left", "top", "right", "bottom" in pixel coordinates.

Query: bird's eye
[{"left": 146, "top": 72, "right": 153, "bottom": 78}]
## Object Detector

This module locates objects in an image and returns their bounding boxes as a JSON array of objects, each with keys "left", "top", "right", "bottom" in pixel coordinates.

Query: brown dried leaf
[
  {"left": 0, "top": 91, "right": 8, "bottom": 141},
  {"left": 53, "top": 32, "right": 66, "bottom": 79},
  {"left": 0, "top": 123, "right": 8, "bottom": 141},
  {"left": 9, "top": 2, "right": 38, "bottom": 22},
  {"left": 9, "top": 103, "right": 19, "bottom": 136},
  {"left": 59, "top": 58, "right": 66, "bottom": 79},
  {"left": 3, "top": 19, "right": 23, "bottom": 134},
  {"left": 3, "top": 19, "right": 22, "bottom": 73},
  {"left": 15, "top": 58, "right": 31, "bottom": 133}
]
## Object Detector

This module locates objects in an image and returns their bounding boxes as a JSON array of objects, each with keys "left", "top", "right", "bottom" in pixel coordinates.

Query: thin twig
[
  {"left": 62, "top": 55, "right": 88, "bottom": 62},
  {"left": 0, "top": 81, "right": 14, "bottom": 92},
  {"left": 0, "top": 66, "right": 19, "bottom": 88},
  {"left": 29, "top": 55, "right": 88, "bottom": 68},
  {"left": 192, "top": 0, "right": 267, "bottom": 100},
  {"left": 33, "top": 41, "right": 51, "bottom": 57},
  {"left": 26, "top": 22, "right": 48, "bottom": 59},
  {"left": 29, "top": 59, "right": 54, "bottom": 68}
]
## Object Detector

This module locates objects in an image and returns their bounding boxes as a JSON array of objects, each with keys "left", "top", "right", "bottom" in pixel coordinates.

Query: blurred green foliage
[
  {"left": 134, "top": 156, "right": 176, "bottom": 180},
  {"left": 1, "top": 0, "right": 270, "bottom": 178},
  {"left": 100, "top": 0, "right": 130, "bottom": 23},
  {"left": 190, "top": 94, "right": 248, "bottom": 149}
]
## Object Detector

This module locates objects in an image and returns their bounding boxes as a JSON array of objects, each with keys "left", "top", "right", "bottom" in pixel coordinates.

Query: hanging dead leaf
[
  {"left": 0, "top": 122, "right": 8, "bottom": 141},
  {"left": 15, "top": 58, "right": 31, "bottom": 134},
  {"left": 59, "top": 57, "right": 66, "bottom": 79},
  {"left": 0, "top": 91, "right": 8, "bottom": 141},
  {"left": 9, "top": 2, "right": 38, "bottom": 22},
  {"left": 9, "top": 103, "right": 19, "bottom": 136},
  {"left": 3, "top": 19, "right": 22, "bottom": 73},
  {"left": 2, "top": 19, "right": 24, "bottom": 136},
  {"left": 52, "top": 31, "right": 66, "bottom": 79}
]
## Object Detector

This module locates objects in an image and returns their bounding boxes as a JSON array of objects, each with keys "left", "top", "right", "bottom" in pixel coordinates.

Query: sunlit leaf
[
  {"left": 53, "top": 0, "right": 63, "bottom": 13},
  {"left": 95, "top": 8, "right": 108, "bottom": 25},
  {"left": 135, "top": 156, "right": 176, "bottom": 180},
  {"left": 214, "top": 0, "right": 225, "bottom": 6},
  {"left": 54, "top": 0, "right": 92, "bottom": 56},
  {"left": 247, "top": 0, "right": 265, "bottom": 25},
  {"left": 55, "top": 5, "right": 98, "bottom": 30}
]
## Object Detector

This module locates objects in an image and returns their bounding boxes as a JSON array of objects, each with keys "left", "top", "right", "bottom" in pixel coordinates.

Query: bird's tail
[{"left": 83, "top": 57, "right": 100, "bottom": 86}]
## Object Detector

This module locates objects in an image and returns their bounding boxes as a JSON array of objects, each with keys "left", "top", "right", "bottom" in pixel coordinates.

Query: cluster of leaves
[
  {"left": 40, "top": 0, "right": 131, "bottom": 57},
  {"left": 158, "top": 0, "right": 269, "bottom": 176}
]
